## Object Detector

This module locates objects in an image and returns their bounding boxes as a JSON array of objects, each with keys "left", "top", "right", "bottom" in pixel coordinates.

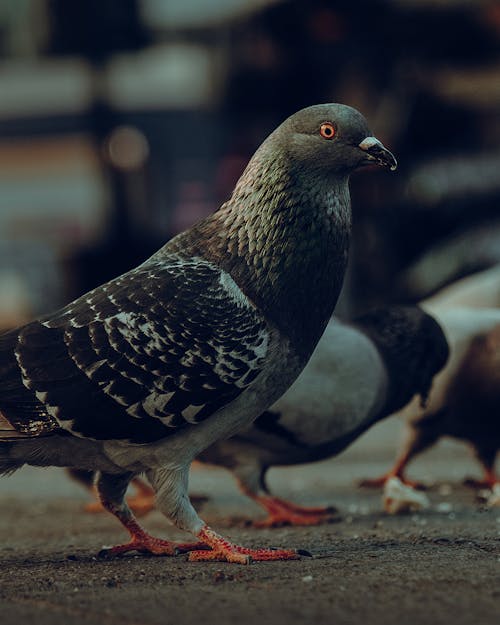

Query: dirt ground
[{"left": 1, "top": 418, "right": 499, "bottom": 625}]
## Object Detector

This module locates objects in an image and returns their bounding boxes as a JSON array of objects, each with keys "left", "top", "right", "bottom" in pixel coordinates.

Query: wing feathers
[{"left": 0, "top": 257, "right": 271, "bottom": 443}]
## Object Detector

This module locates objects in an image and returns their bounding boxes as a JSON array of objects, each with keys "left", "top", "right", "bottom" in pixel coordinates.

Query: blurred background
[{"left": 0, "top": 0, "right": 499, "bottom": 329}]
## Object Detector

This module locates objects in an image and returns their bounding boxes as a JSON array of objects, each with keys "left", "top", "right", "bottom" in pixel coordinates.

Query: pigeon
[
  {"left": 196, "top": 306, "right": 448, "bottom": 526},
  {"left": 0, "top": 103, "right": 396, "bottom": 563},
  {"left": 66, "top": 306, "right": 447, "bottom": 523},
  {"left": 361, "top": 267, "right": 500, "bottom": 491}
]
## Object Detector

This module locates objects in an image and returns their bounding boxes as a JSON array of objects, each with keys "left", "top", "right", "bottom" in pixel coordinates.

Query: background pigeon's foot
[
  {"left": 187, "top": 525, "right": 301, "bottom": 564},
  {"left": 84, "top": 500, "right": 105, "bottom": 514},
  {"left": 486, "top": 483, "right": 500, "bottom": 507},
  {"left": 252, "top": 496, "right": 337, "bottom": 527},
  {"left": 383, "top": 477, "right": 430, "bottom": 514}
]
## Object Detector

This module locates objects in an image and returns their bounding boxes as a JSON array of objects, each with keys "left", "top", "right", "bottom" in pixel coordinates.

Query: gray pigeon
[
  {"left": 198, "top": 306, "right": 448, "bottom": 525},
  {"left": 0, "top": 104, "right": 396, "bottom": 563}
]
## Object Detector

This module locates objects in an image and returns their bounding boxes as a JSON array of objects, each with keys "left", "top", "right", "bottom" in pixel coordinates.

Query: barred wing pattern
[{"left": 0, "top": 257, "right": 270, "bottom": 443}]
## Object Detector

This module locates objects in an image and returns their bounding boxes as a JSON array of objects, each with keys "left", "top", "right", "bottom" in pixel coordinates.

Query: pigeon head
[
  {"left": 173, "top": 103, "right": 397, "bottom": 357},
  {"left": 356, "top": 306, "right": 449, "bottom": 413},
  {"left": 272, "top": 103, "right": 397, "bottom": 177}
]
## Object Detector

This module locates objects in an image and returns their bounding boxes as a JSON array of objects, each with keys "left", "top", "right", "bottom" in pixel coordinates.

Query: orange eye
[{"left": 320, "top": 122, "right": 335, "bottom": 139}]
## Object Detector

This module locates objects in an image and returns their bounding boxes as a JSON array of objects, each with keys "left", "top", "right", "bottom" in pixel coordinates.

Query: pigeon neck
[{"left": 178, "top": 150, "right": 352, "bottom": 360}]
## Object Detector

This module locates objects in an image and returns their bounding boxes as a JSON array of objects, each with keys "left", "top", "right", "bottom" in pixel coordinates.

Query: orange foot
[
  {"left": 253, "top": 496, "right": 337, "bottom": 528},
  {"left": 187, "top": 525, "right": 305, "bottom": 564},
  {"left": 98, "top": 530, "right": 210, "bottom": 558}
]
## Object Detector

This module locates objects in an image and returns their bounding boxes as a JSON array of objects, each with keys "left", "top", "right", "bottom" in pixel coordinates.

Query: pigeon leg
[
  {"left": 84, "top": 478, "right": 156, "bottom": 517},
  {"left": 149, "top": 466, "right": 301, "bottom": 564},
  {"left": 121, "top": 478, "right": 156, "bottom": 517},
  {"left": 68, "top": 468, "right": 156, "bottom": 517},
  {"left": 358, "top": 452, "right": 413, "bottom": 488},
  {"left": 359, "top": 420, "right": 440, "bottom": 489},
  {"left": 96, "top": 472, "right": 207, "bottom": 557},
  {"left": 464, "top": 448, "right": 499, "bottom": 489},
  {"left": 358, "top": 453, "right": 429, "bottom": 490}
]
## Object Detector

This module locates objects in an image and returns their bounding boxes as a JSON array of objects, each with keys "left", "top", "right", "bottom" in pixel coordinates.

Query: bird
[
  {"left": 360, "top": 269, "right": 500, "bottom": 492},
  {"left": 65, "top": 306, "right": 449, "bottom": 523},
  {"left": 195, "top": 306, "right": 448, "bottom": 526},
  {"left": 0, "top": 103, "right": 397, "bottom": 563}
]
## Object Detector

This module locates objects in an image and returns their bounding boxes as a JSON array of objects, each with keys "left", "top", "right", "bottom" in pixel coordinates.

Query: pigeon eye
[{"left": 320, "top": 123, "right": 335, "bottom": 139}]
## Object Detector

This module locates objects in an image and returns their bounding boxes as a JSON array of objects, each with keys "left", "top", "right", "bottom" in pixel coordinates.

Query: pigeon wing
[{"left": 0, "top": 257, "right": 270, "bottom": 443}]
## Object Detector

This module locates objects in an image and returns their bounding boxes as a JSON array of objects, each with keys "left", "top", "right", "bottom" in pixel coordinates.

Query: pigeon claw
[
  {"left": 188, "top": 525, "right": 301, "bottom": 564},
  {"left": 296, "top": 549, "right": 313, "bottom": 557}
]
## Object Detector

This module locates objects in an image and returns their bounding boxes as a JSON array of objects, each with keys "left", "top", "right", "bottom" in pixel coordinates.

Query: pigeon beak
[{"left": 358, "top": 137, "right": 397, "bottom": 171}]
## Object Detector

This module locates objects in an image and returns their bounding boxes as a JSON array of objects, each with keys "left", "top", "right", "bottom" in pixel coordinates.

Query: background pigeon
[
  {"left": 361, "top": 267, "right": 500, "bottom": 491},
  {"left": 0, "top": 103, "right": 396, "bottom": 563},
  {"left": 196, "top": 306, "right": 448, "bottom": 526}
]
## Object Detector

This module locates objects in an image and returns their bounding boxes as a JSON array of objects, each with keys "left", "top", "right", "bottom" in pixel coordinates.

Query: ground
[{"left": 1, "top": 418, "right": 499, "bottom": 625}]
